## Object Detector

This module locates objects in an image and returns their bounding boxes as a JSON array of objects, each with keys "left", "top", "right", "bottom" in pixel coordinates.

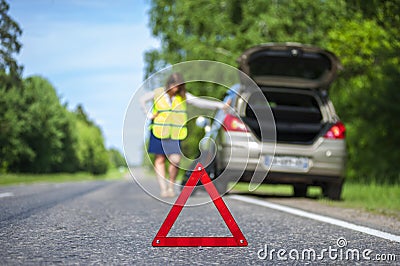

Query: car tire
[
  {"left": 322, "top": 179, "right": 343, "bottom": 200},
  {"left": 293, "top": 184, "right": 308, "bottom": 197}
]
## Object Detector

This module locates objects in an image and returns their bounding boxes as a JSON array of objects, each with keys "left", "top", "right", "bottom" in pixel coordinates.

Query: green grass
[
  {"left": 231, "top": 182, "right": 400, "bottom": 216},
  {"left": 323, "top": 182, "right": 400, "bottom": 215},
  {"left": 231, "top": 182, "right": 322, "bottom": 197},
  {"left": 0, "top": 167, "right": 127, "bottom": 186}
]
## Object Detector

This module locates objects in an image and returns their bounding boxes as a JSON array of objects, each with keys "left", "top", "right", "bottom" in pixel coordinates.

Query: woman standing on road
[{"left": 140, "top": 73, "right": 226, "bottom": 198}]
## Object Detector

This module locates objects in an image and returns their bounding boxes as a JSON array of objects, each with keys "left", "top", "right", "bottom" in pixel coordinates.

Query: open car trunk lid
[
  {"left": 243, "top": 89, "right": 325, "bottom": 144},
  {"left": 237, "top": 43, "right": 342, "bottom": 89}
]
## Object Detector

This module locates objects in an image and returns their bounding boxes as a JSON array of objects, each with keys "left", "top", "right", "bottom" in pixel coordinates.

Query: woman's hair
[{"left": 165, "top": 72, "right": 186, "bottom": 98}]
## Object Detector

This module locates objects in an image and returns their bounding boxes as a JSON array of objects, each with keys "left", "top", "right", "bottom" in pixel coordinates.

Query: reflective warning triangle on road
[{"left": 152, "top": 163, "right": 248, "bottom": 247}]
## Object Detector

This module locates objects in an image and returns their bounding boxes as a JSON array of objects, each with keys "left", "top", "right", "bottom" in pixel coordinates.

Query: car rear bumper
[
  {"left": 218, "top": 132, "right": 346, "bottom": 180},
  {"left": 226, "top": 170, "right": 344, "bottom": 186}
]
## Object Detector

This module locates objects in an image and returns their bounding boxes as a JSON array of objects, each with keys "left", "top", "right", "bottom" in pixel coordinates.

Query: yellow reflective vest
[{"left": 151, "top": 87, "right": 187, "bottom": 140}]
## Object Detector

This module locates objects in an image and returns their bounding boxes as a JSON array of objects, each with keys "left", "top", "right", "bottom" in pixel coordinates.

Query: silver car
[{"left": 213, "top": 43, "right": 346, "bottom": 200}]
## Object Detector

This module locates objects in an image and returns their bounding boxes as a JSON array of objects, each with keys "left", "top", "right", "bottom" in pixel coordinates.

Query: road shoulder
[{"left": 261, "top": 197, "right": 400, "bottom": 235}]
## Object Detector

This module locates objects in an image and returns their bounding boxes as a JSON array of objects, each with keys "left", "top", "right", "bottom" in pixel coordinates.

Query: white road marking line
[
  {"left": 229, "top": 194, "right": 400, "bottom": 243},
  {"left": 0, "top": 192, "right": 14, "bottom": 198}
]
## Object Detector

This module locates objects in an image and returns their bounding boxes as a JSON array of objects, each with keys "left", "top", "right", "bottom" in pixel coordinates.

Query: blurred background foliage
[
  {"left": 1, "top": 0, "right": 399, "bottom": 182},
  {"left": 0, "top": 0, "right": 125, "bottom": 175},
  {"left": 144, "top": 0, "right": 400, "bottom": 184}
]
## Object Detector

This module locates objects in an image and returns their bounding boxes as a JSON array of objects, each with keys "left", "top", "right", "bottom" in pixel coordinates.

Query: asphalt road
[{"left": 0, "top": 173, "right": 398, "bottom": 264}]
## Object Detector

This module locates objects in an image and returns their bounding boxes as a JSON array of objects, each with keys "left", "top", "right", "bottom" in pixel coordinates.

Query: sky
[{"left": 9, "top": 0, "right": 160, "bottom": 165}]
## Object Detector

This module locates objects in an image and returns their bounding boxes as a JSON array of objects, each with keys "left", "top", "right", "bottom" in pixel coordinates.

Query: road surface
[{"left": 0, "top": 172, "right": 398, "bottom": 264}]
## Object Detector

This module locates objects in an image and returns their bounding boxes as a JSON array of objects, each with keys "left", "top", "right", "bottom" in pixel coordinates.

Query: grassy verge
[
  {"left": 0, "top": 167, "right": 127, "bottom": 186},
  {"left": 231, "top": 183, "right": 322, "bottom": 197},
  {"left": 231, "top": 182, "right": 400, "bottom": 216},
  {"left": 321, "top": 182, "right": 400, "bottom": 216}
]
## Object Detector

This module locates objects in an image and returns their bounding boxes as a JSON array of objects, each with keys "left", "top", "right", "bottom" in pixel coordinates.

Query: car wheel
[
  {"left": 322, "top": 180, "right": 343, "bottom": 200},
  {"left": 293, "top": 184, "right": 308, "bottom": 197}
]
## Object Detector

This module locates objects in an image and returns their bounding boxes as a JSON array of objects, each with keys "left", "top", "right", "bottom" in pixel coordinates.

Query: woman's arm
[
  {"left": 186, "top": 92, "right": 225, "bottom": 110},
  {"left": 140, "top": 91, "right": 155, "bottom": 117}
]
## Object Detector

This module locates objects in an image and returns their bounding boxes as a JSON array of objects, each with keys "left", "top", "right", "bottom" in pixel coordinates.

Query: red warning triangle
[{"left": 152, "top": 163, "right": 248, "bottom": 247}]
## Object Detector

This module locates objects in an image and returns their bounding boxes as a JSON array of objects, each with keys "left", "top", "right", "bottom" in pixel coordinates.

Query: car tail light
[
  {"left": 223, "top": 114, "right": 249, "bottom": 132},
  {"left": 324, "top": 122, "right": 346, "bottom": 139}
]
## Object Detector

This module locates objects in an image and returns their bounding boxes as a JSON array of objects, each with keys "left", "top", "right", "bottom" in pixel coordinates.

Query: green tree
[
  {"left": 327, "top": 1, "right": 400, "bottom": 183},
  {"left": 0, "top": 85, "right": 28, "bottom": 172},
  {"left": 15, "top": 76, "right": 69, "bottom": 173},
  {"left": 0, "top": 0, "right": 23, "bottom": 85},
  {"left": 0, "top": 1, "right": 111, "bottom": 175},
  {"left": 146, "top": 0, "right": 347, "bottom": 78},
  {"left": 74, "top": 106, "right": 109, "bottom": 175},
  {"left": 108, "top": 148, "right": 126, "bottom": 168},
  {"left": 55, "top": 110, "right": 80, "bottom": 173},
  {"left": 145, "top": 0, "right": 400, "bottom": 183},
  {"left": 0, "top": 0, "right": 25, "bottom": 172},
  {"left": 0, "top": 75, "right": 111, "bottom": 174},
  {"left": 1, "top": 76, "right": 73, "bottom": 173}
]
